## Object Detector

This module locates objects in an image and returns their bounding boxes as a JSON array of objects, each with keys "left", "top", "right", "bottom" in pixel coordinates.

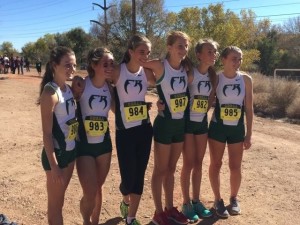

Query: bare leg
[
  {"left": 46, "top": 162, "right": 74, "bottom": 225},
  {"left": 91, "top": 152, "right": 111, "bottom": 225},
  {"left": 192, "top": 133, "right": 208, "bottom": 201},
  {"left": 76, "top": 157, "right": 97, "bottom": 225},
  {"left": 208, "top": 138, "right": 226, "bottom": 201},
  {"left": 151, "top": 142, "right": 171, "bottom": 213},
  {"left": 181, "top": 134, "right": 195, "bottom": 204},
  {"left": 164, "top": 142, "right": 183, "bottom": 209},
  {"left": 228, "top": 142, "right": 244, "bottom": 198}
]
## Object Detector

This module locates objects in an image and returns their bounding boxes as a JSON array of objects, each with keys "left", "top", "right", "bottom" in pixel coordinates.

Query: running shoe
[
  {"left": 229, "top": 197, "right": 241, "bottom": 215},
  {"left": 214, "top": 199, "right": 229, "bottom": 218},
  {"left": 192, "top": 200, "right": 213, "bottom": 218},
  {"left": 165, "top": 207, "right": 189, "bottom": 224},
  {"left": 120, "top": 201, "right": 129, "bottom": 219},
  {"left": 152, "top": 211, "right": 171, "bottom": 225},
  {"left": 182, "top": 202, "right": 199, "bottom": 223},
  {"left": 126, "top": 218, "right": 141, "bottom": 225}
]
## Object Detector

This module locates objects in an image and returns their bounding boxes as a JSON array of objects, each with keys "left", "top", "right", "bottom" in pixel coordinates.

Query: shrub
[
  {"left": 252, "top": 72, "right": 300, "bottom": 119},
  {"left": 287, "top": 96, "right": 300, "bottom": 120}
]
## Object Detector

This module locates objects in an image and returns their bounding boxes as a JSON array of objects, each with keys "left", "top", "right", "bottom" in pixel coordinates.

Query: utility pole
[
  {"left": 90, "top": 0, "right": 115, "bottom": 45},
  {"left": 132, "top": 0, "right": 136, "bottom": 35}
]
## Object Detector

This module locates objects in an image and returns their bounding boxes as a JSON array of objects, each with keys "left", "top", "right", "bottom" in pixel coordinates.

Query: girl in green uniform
[
  {"left": 180, "top": 39, "right": 219, "bottom": 222},
  {"left": 38, "top": 46, "right": 77, "bottom": 225},
  {"left": 140, "top": 31, "right": 192, "bottom": 225},
  {"left": 208, "top": 46, "right": 253, "bottom": 218}
]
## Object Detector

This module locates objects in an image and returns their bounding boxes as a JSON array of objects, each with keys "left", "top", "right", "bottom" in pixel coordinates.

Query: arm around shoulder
[{"left": 140, "top": 59, "right": 164, "bottom": 80}]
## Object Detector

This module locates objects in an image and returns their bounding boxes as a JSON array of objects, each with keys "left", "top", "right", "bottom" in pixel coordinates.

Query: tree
[
  {"left": 66, "top": 28, "right": 92, "bottom": 65},
  {"left": 257, "top": 30, "right": 282, "bottom": 75},
  {"left": 22, "top": 42, "right": 37, "bottom": 63},
  {"left": 283, "top": 16, "right": 300, "bottom": 34},
  {"left": 0, "top": 42, "right": 17, "bottom": 56}
]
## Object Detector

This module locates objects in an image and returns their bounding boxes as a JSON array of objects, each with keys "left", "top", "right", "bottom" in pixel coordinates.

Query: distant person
[
  {"left": 10, "top": 56, "right": 16, "bottom": 74},
  {"left": 208, "top": 46, "right": 253, "bottom": 218},
  {"left": 25, "top": 58, "right": 30, "bottom": 72},
  {"left": 36, "top": 58, "right": 42, "bottom": 76},
  {"left": 20, "top": 57, "right": 24, "bottom": 75},
  {"left": 3, "top": 55, "right": 9, "bottom": 74},
  {"left": 0, "top": 55, "right": 4, "bottom": 74},
  {"left": 38, "top": 46, "right": 78, "bottom": 225},
  {"left": 15, "top": 56, "right": 20, "bottom": 75}
]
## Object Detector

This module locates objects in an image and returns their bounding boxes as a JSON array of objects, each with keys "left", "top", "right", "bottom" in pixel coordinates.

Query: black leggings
[{"left": 116, "top": 123, "right": 153, "bottom": 195}]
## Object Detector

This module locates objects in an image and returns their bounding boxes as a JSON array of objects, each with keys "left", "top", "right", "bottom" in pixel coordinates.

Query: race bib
[
  {"left": 170, "top": 93, "right": 188, "bottom": 113},
  {"left": 66, "top": 118, "right": 79, "bottom": 140},
  {"left": 124, "top": 101, "right": 147, "bottom": 122},
  {"left": 84, "top": 116, "right": 108, "bottom": 137},
  {"left": 192, "top": 95, "right": 208, "bottom": 113},
  {"left": 220, "top": 104, "right": 242, "bottom": 121}
]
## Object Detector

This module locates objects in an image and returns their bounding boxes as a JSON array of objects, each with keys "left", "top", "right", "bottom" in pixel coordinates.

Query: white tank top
[
  {"left": 212, "top": 72, "right": 245, "bottom": 126},
  {"left": 78, "top": 77, "right": 111, "bottom": 143},
  {"left": 114, "top": 63, "right": 149, "bottom": 129},
  {"left": 187, "top": 68, "right": 212, "bottom": 122},
  {"left": 47, "top": 82, "right": 77, "bottom": 151},
  {"left": 156, "top": 59, "right": 188, "bottom": 119}
]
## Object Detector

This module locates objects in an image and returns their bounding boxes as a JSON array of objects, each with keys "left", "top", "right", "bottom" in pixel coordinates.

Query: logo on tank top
[
  {"left": 88, "top": 95, "right": 108, "bottom": 109},
  {"left": 223, "top": 84, "right": 241, "bottom": 96},
  {"left": 170, "top": 76, "right": 186, "bottom": 91},
  {"left": 65, "top": 98, "right": 76, "bottom": 115},
  {"left": 124, "top": 79, "right": 143, "bottom": 94},
  {"left": 197, "top": 81, "right": 211, "bottom": 93}
]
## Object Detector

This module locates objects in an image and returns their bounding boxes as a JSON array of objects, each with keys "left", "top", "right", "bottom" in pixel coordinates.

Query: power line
[
  {"left": 0, "top": 9, "right": 91, "bottom": 29},
  {"left": 166, "top": 0, "right": 240, "bottom": 8}
]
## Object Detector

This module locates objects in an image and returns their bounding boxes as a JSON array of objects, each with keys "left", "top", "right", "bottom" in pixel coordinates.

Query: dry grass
[{"left": 252, "top": 72, "right": 300, "bottom": 120}]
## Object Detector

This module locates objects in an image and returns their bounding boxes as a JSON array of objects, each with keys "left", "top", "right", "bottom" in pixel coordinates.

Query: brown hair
[
  {"left": 87, "top": 47, "right": 113, "bottom": 78},
  {"left": 220, "top": 46, "right": 243, "bottom": 59},
  {"left": 37, "top": 46, "right": 75, "bottom": 104},
  {"left": 195, "top": 38, "right": 219, "bottom": 54},
  {"left": 121, "top": 34, "right": 151, "bottom": 63},
  {"left": 195, "top": 38, "right": 219, "bottom": 88}
]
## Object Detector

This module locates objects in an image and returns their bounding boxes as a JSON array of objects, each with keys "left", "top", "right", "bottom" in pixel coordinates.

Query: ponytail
[
  {"left": 37, "top": 62, "right": 54, "bottom": 105},
  {"left": 37, "top": 46, "right": 75, "bottom": 105},
  {"left": 121, "top": 50, "right": 131, "bottom": 64},
  {"left": 208, "top": 66, "right": 217, "bottom": 89}
]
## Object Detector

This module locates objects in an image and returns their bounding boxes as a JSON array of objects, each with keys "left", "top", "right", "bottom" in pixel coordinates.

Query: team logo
[
  {"left": 124, "top": 79, "right": 143, "bottom": 94},
  {"left": 223, "top": 84, "right": 241, "bottom": 96},
  {"left": 170, "top": 76, "right": 186, "bottom": 91},
  {"left": 197, "top": 81, "right": 211, "bottom": 93},
  {"left": 88, "top": 95, "right": 108, "bottom": 109},
  {"left": 65, "top": 98, "right": 76, "bottom": 115}
]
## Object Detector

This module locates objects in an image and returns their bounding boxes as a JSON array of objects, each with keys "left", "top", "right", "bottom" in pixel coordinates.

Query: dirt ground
[{"left": 0, "top": 71, "right": 299, "bottom": 225}]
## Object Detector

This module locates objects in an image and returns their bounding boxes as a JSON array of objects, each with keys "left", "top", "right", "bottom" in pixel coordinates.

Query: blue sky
[{"left": 1, "top": 0, "right": 299, "bottom": 51}]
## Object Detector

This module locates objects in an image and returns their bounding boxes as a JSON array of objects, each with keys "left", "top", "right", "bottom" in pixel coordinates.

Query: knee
[
  {"left": 210, "top": 160, "right": 223, "bottom": 170},
  {"left": 229, "top": 162, "right": 241, "bottom": 172},
  {"left": 193, "top": 161, "right": 203, "bottom": 171},
  {"left": 153, "top": 166, "right": 168, "bottom": 178},
  {"left": 83, "top": 187, "right": 97, "bottom": 201},
  {"left": 183, "top": 159, "right": 194, "bottom": 171},
  {"left": 167, "top": 165, "right": 177, "bottom": 175}
]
